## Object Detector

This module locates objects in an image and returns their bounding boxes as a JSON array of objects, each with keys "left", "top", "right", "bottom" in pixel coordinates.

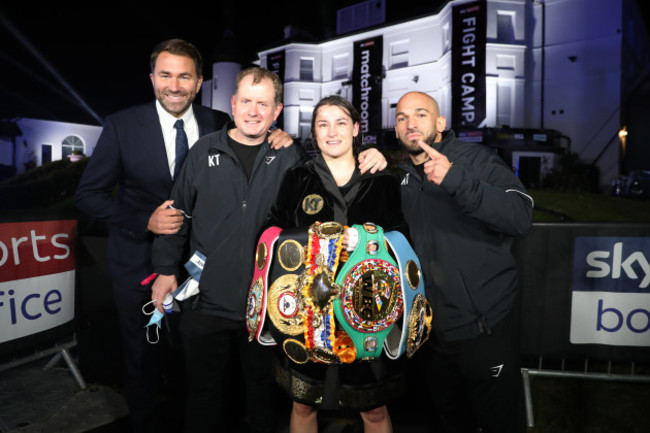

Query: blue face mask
[{"left": 142, "top": 301, "right": 164, "bottom": 344}]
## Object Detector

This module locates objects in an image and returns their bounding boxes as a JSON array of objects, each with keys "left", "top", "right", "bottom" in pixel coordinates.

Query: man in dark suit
[{"left": 75, "top": 39, "right": 291, "bottom": 432}]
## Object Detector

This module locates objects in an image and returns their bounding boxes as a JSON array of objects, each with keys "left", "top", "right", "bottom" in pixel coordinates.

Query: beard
[
  {"left": 398, "top": 130, "right": 437, "bottom": 156},
  {"left": 156, "top": 90, "right": 194, "bottom": 117}
]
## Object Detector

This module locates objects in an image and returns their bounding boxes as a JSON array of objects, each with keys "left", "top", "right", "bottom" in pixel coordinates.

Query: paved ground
[
  {"left": 0, "top": 346, "right": 432, "bottom": 433},
  {"left": 0, "top": 356, "right": 128, "bottom": 433}
]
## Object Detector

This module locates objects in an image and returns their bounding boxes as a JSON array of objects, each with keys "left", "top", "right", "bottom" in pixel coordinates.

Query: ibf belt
[
  {"left": 384, "top": 231, "right": 433, "bottom": 359},
  {"left": 246, "top": 226, "right": 282, "bottom": 345},
  {"left": 333, "top": 223, "right": 404, "bottom": 361}
]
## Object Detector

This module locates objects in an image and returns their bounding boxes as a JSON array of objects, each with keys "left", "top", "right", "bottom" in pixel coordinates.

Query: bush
[
  {"left": 0, "top": 158, "right": 88, "bottom": 211},
  {"left": 541, "top": 152, "right": 600, "bottom": 193}
]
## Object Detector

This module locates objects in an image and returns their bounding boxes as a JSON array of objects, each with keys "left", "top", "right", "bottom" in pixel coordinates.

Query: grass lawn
[{"left": 530, "top": 189, "right": 650, "bottom": 223}]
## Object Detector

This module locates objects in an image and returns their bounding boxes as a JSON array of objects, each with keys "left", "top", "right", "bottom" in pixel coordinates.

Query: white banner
[
  {"left": 570, "top": 291, "right": 650, "bottom": 346},
  {"left": 0, "top": 271, "right": 75, "bottom": 343}
]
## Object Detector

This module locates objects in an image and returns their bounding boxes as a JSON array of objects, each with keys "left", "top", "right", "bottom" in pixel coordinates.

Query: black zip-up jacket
[
  {"left": 265, "top": 155, "right": 408, "bottom": 235},
  {"left": 152, "top": 123, "right": 306, "bottom": 319},
  {"left": 399, "top": 130, "right": 533, "bottom": 341}
]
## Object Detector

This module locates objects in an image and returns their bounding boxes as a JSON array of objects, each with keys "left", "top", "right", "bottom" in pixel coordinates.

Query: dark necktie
[{"left": 174, "top": 119, "right": 188, "bottom": 178}]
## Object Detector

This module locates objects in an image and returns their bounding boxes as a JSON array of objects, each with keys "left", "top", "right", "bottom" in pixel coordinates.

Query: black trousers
[
  {"left": 112, "top": 282, "right": 184, "bottom": 433},
  {"left": 180, "top": 311, "right": 277, "bottom": 433},
  {"left": 424, "top": 311, "right": 526, "bottom": 433}
]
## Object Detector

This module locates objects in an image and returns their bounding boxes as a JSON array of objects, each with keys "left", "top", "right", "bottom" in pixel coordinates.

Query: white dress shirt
[{"left": 155, "top": 101, "right": 200, "bottom": 178}]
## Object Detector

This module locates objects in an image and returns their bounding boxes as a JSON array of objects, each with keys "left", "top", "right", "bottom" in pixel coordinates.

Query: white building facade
[
  {"left": 0, "top": 118, "right": 102, "bottom": 176},
  {"left": 250, "top": 0, "right": 649, "bottom": 190}
]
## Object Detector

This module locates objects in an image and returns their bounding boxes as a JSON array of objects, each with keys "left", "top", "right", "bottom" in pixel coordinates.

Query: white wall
[
  {"left": 8, "top": 118, "right": 102, "bottom": 174},
  {"left": 536, "top": 0, "right": 623, "bottom": 185}
]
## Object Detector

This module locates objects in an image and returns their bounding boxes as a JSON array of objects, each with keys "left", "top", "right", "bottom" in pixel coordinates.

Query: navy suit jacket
[{"left": 75, "top": 102, "right": 230, "bottom": 289}]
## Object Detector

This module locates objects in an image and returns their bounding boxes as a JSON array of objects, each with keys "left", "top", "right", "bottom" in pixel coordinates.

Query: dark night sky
[
  {"left": 0, "top": 1, "right": 443, "bottom": 125},
  {"left": 1, "top": 1, "right": 649, "bottom": 126}
]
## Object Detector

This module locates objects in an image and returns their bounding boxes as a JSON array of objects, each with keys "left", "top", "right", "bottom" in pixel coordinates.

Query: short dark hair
[
  {"left": 235, "top": 67, "right": 283, "bottom": 106},
  {"left": 310, "top": 95, "right": 363, "bottom": 157},
  {"left": 150, "top": 39, "right": 203, "bottom": 77}
]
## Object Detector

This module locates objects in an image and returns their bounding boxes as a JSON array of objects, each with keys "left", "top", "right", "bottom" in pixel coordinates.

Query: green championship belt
[{"left": 333, "top": 223, "right": 404, "bottom": 360}]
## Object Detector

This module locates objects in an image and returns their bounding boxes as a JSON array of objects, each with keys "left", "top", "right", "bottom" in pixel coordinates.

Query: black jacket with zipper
[
  {"left": 399, "top": 130, "right": 533, "bottom": 342},
  {"left": 152, "top": 123, "right": 307, "bottom": 320}
]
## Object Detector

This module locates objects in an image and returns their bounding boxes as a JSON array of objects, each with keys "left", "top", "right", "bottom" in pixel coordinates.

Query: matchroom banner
[
  {"left": 452, "top": 0, "right": 487, "bottom": 128},
  {"left": 571, "top": 236, "right": 650, "bottom": 347},
  {"left": 267, "top": 50, "right": 286, "bottom": 130},
  {"left": 353, "top": 35, "right": 383, "bottom": 147},
  {"left": 0, "top": 220, "right": 76, "bottom": 344}
]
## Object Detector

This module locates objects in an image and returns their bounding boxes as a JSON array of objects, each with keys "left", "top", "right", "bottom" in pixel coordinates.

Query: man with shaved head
[{"left": 394, "top": 91, "right": 533, "bottom": 433}]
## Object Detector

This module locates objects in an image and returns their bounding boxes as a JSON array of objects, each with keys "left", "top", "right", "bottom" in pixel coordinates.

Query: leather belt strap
[{"left": 246, "top": 226, "right": 282, "bottom": 345}]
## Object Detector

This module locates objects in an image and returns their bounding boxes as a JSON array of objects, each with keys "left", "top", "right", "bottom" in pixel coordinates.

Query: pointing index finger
[{"left": 417, "top": 140, "right": 443, "bottom": 160}]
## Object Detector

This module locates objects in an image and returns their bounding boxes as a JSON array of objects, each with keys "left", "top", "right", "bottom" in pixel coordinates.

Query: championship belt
[
  {"left": 287, "top": 221, "right": 348, "bottom": 364},
  {"left": 383, "top": 231, "right": 433, "bottom": 359},
  {"left": 333, "top": 223, "right": 404, "bottom": 361},
  {"left": 246, "top": 226, "right": 282, "bottom": 345},
  {"left": 265, "top": 228, "right": 309, "bottom": 354}
]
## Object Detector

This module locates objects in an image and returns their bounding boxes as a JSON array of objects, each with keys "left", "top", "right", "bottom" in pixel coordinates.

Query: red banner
[
  {"left": 0, "top": 220, "right": 76, "bottom": 283},
  {"left": 0, "top": 220, "right": 77, "bottom": 344}
]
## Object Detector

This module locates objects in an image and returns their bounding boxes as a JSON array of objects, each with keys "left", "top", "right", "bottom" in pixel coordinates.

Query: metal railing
[{"left": 521, "top": 357, "right": 650, "bottom": 427}]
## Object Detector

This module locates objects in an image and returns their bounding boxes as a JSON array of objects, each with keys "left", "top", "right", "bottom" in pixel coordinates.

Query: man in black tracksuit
[
  {"left": 150, "top": 67, "right": 304, "bottom": 433},
  {"left": 394, "top": 91, "right": 534, "bottom": 433},
  {"left": 151, "top": 67, "right": 388, "bottom": 433}
]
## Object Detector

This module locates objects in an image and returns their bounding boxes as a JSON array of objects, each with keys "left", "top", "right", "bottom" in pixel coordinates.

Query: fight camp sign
[
  {"left": 0, "top": 220, "right": 76, "bottom": 344},
  {"left": 571, "top": 236, "right": 650, "bottom": 346},
  {"left": 451, "top": 0, "right": 487, "bottom": 128}
]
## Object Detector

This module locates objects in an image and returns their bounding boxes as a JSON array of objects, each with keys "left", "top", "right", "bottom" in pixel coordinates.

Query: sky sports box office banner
[
  {"left": 514, "top": 223, "right": 650, "bottom": 362},
  {"left": 0, "top": 219, "right": 77, "bottom": 359}
]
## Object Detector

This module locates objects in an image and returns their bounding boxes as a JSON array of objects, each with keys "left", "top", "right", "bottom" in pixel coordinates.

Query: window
[
  {"left": 497, "top": 11, "right": 516, "bottom": 43},
  {"left": 497, "top": 84, "right": 512, "bottom": 127},
  {"left": 299, "top": 109, "right": 313, "bottom": 140},
  {"left": 332, "top": 54, "right": 349, "bottom": 80},
  {"left": 42, "top": 144, "right": 52, "bottom": 164},
  {"left": 61, "top": 135, "right": 84, "bottom": 158},
  {"left": 390, "top": 40, "right": 409, "bottom": 69},
  {"left": 300, "top": 58, "right": 314, "bottom": 81},
  {"left": 388, "top": 102, "right": 398, "bottom": 128}
]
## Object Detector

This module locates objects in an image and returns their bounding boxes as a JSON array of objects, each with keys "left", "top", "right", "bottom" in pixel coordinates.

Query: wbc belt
[{"left": 333, "top": 223, "right": 404, "bottom": 361}]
